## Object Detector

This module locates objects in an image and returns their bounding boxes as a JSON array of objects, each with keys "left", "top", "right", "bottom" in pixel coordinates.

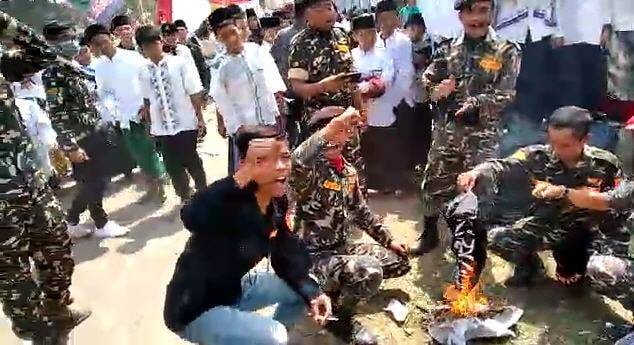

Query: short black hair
[
  {"left": 548, "top": 106, "right": 593, "bottom": 139},
  {"left": 174, "top": 19, "right": 187, "bottom": 29},
  {"left": 42, "top": 22, "right": 73, "bottom": 40},
  {"left": 135, "top": 25, "right": 162, "bottom": 47},
  {"left": 235, "top": 126, "right": 283, "bottom": 159},
  {"left": 83, "top": 23, "right": 110, "bottom": 44}
]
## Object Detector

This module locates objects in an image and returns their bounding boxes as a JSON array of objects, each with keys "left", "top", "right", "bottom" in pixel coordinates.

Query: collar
[
  {"left": 545, "top": 145, "right": 591, "bottom": 169},
  {"left": 453, "top": 26, "right": 497, "bottom": 47},
  {"left": 307, "top": 26, "right": 333, "bottom": 39}
]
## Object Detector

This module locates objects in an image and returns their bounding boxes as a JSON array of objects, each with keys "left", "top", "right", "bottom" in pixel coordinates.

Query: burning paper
[{"left": 428, "top": 306, "right": 524, "bottom": 345}]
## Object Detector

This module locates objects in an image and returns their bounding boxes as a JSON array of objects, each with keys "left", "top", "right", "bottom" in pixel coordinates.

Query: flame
[{"left": 443, "top": 266, "right": 488, "bottom": 317}]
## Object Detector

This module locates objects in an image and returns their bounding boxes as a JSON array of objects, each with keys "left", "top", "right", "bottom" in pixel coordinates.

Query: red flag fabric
[{"left": 156, "top": 0, "right": 173, "bottom": 24}]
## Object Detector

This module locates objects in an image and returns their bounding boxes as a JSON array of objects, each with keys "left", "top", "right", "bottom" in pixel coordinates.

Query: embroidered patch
[
  {"left": 336, "top": 44, "right": 350, "bottom": 53},
  {"left": 510, "top": 150, "right": 527, "bottom": 161},
  {"left": 323, "top": 180, "right": 342, "bottom": 191},
  {"left": 479, "top": 56, "right": 503, "bottom": 72}
]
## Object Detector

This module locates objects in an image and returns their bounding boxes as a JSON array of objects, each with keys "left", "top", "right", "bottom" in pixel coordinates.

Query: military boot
[
  {"left": 37, "top": 300, "right": 91, "bottom": 344},
  {"left": 505, "top": 256, "right": 546, "bottom": 287},
  {"left": 410, "top": 216, "right": 439, "bottom": 256}
]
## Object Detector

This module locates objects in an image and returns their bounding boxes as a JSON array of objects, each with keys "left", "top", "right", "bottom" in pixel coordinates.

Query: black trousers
[
  {"left": 515, "top": 38, "right": 559, "bottom": 121},
  {"left": 361, "top": 126, "right": 401, "bottom": 191},
  {"left": 67, "top": 130, "right": 112, "bottom": 229},
  {"left": 555, "top": 43, "right": 606, "bottom": 111},
  {"left": 156, "top": 130, "right": 207, "bottom": 199}
]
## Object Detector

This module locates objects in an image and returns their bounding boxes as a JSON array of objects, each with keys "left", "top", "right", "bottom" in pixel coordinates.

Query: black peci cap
[
  {"left": 245, "top": 8, "right": 257, "bottom": 18},
  {"left": 454, "top": 0, "right": 492, "bottom": 11},
  {"left": 42, "top": 21, "right": 73, "bottom": 38},
  {"left": 110, "top": 14, "right": 132, "bottom": 31},
  {"left": 259, "top": 16, "right": 281, "bottom": 29},
  {"left": 174, "top": 19, "right": 187, "bottom": 29},
  {"left": 375, "top": 0, "right": 397, "bottom": 14},
  {"left": 351, "top": 13, "right": 375, "bottom": 31}
]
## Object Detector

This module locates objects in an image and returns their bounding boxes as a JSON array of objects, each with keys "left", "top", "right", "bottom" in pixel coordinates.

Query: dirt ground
[{"left": 1, "top": 108, "right": 632, "bottom": 345}]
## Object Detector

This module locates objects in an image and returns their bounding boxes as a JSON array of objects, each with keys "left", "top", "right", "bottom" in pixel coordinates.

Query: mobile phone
[{"left": 342, "top": 72, "right": 362, "bottom": 82}]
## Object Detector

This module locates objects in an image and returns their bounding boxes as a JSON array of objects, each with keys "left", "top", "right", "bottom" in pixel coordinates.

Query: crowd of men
[{"left": 0, "top": 0, "right": 633, "bottom": 344}]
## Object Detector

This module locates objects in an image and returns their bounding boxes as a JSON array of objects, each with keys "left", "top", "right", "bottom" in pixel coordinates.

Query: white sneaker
[
  {"left": 67, "top": 224, "right": 93, "bottom": 239},
  {"left": 94, "top": 221, "right": 130, "bottom": 238}
]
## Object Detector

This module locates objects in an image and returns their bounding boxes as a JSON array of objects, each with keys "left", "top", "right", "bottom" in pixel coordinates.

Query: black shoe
[
  {"left": 410, "top": 217, "right": 439, "bottom": 256},
  {"left": 506, "top": 257, "right": 545, "bottom": 287}
]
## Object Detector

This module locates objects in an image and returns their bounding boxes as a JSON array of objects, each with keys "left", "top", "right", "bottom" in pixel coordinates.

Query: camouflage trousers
[
  {"left": 310, "top": 243, "right": 410, "bottom": 304},
  {"left": 587, "top": 255, "right": 634, "bottom": 311},
  {"left": 488, "top": 216, "right": 595, "bottom": 278},
  {"left": 420, "top": 126, "right": 499, "bottom": 217},
  {"left": 0, "top": 186, "right": 74, "bottom": 340}
]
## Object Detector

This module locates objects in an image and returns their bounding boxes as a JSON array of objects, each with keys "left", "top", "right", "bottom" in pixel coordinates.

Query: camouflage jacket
[
  {"left": 422, "top": 28, "right": 520, "bottom": 138},
  {"left": 290, "top": 129, "right": 393, "bottom": 252},
  {"left": 288, "top": 27, "right": 355, "bottom": 128},
  {"left": 42, "top": 65, "right": 99, "bottom": 152},
  {"left": 473, "top": 144, "right": 624, "bottom": 226},
  {"left": 607, "top": 179, "right": 634, "bottom": 211},
  {"left": 0, "top": 11, "right": 57, "bottom": 198}
]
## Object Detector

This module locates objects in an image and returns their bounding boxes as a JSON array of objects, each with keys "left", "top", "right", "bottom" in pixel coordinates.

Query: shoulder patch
[
  {"left": 510, "top": 149, "right": 527, "bottom": 161},
  {"left": 584, "top": 145, "right": 622, "bottom": 168}
]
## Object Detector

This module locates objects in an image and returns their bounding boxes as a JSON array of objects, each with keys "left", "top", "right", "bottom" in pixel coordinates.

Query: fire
[{"left": 443, "top": 267, "right": 488, "bottom": 317}]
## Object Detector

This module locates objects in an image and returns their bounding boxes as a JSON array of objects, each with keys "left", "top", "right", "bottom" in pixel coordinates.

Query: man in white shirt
[
  {"left": 556, "top": 0, "right": 607, "bottom": 111},
  {"left": 110, "top": 15, "right": 137, "bottom": 51},
  {"left": 86, "top": 23, "right": 168, "bottom": 204},
  {"left": 351, "top": 13, "right": 399, "bottom": 193},
  {"left": 160, "top": 23, "right": 201, "bottom": 80},
  {"left": 375, "top": 0, "right": 415, "bottom": 194},
  {"left": 259, "top": 16, "right": 281, "bottom": 52},
  {"left": 136, "top": 26, "right": 208, "bottom": 203},
  {"left": 493, "top": 0, "right": 562, "bottom": 122},
  {"left": 208, "top": 7, "right": 282, "bottom": 175}
]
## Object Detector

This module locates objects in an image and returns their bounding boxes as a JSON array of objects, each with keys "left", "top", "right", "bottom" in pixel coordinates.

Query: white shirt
[
  {"left": 494, "top": 0, "right": 562, "bottom": 43},
  {"left": 11, "top": 72, "right": 46, "bottom": 100},
  {"left": 94, "top": 48, "right": 147, "bottom": 128},
  {"left": 352, "top": 46, "right": 396, "bottom": 127},
  {"left": 209, "top": 47, "right": 280, "bottom": 135},
  {"left": 559, "top": 0, "right": 606, "bottom": 45},
  {"left": 605, "top": 0, "right": 634, "bottom": 32},
  {"left": 420, "top": 0, "right": 462, "bottom": 38},
  {"left": 140, "top": 54, "right": 204, "bottom": 136},
  {"left": 375, "top": 30, "right": 414, "bottom": 108},
  {"left": 244, "top": 42, "right": 287, "bottom": 94},
  {"left": 175, "top": 44, "right": 201, "bottom": 81},
  {"left": 14, "top": 98, "right": 57, "bottom": 149}
]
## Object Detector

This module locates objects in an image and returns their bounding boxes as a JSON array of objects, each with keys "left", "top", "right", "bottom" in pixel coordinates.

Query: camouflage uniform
[
  {"left": 290, "top": 130, "right": 410, "bottom": 303},
  {"left": 0, "top": 12, "right": 77, "bottom": 340},
  {"left": 420, "top": 28, "right": 520, "bottom": 217},
  {"left": 42, "top": 61, "right": 115, "bottom": 228},
  {"left": 288, "top": 27, "right": 366, "bottom": 193},
  {"left": 451, "top": 144, "right": 624, "bottom": 287},
  {"left": 587, "top": 180, "right": 634, "bottom": 311}
]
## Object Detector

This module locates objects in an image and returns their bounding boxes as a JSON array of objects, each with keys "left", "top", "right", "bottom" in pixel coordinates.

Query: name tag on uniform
[
  {"left": 479, "top": 56, "right": 503, "bottom": 73},
  {"left": 336, "top": 43, "right": 350, "bottom": 53},
  {"left": 323, "top": 180, "right": 342, "bottom": 191}
]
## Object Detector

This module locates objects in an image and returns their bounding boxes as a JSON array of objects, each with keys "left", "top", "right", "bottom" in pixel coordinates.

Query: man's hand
[
  {"left": 234, "top": 137, "right": 279, "bottom": 187},
  {"left": 309, "top": 294, "right": 332, "bottom": 326},
  {"left": 431, "top": 78, "right": 456, "bottom": 101},
  {"left": 197, "top": 120, "right": 207, "bottom": 138},
  {"left": 456, "top": 171, "right": 478, "bottom": 192},
  {"left": 322, "top": 107, "right": 359, "bottom": 142},
  {"left": 532, "top": 182, "right": 566, "bottom": 200},
  {"left": 318, "top": 74, "right": 346, "bottom": 93},
  {"left": 550, "top": 36, "right": 564, "bottom": 49},
  {"left": 217, "top": 120, "right": 227, "bottom": 138},
  {"left": 455, "top": 101, "right": 474, "bottom": 119},
  {"left": 67, "top": 149, "right": 89, "bottom": 163},
  {"left": 389, "top": 241, "right": 409, "bottom": 256}
]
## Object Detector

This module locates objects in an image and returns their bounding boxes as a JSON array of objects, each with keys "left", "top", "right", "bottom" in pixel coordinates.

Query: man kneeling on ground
[
  {"left": 163, "top": 126, "right": 332, "bottom": 344},
  {"left": 291, "top": 106, "right": 411, "bottom": 345}
]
